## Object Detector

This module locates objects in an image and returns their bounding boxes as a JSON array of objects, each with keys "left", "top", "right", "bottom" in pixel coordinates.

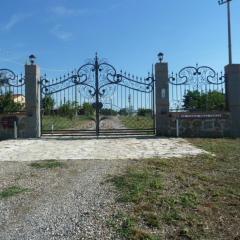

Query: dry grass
[
  {"left": 111, "top": 139, "right": 240, "bottom": 240},
  {"left": 121, "top": 116, "right": 154, "bottom": 129}
]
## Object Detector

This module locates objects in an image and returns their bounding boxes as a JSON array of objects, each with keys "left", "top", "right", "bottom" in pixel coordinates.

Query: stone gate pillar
[
  {"left": 24, "top": 55, "right": 41, "bottom": 138},
  {"left": 225, "top": 64, "right": 240, "bottom": 137},
  {"left": 155, "top": 54, "right": 169, "bottom": 136}
]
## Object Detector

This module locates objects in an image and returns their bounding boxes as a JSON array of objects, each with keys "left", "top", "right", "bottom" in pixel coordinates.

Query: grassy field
[
  {"left": 121, "top": 116, "right": 154, "bottom": 129},
  {"left": 42, "top": 115, "right": 155, "bottom": 131},
  {"left": 42, "top": 115, "right": 94, "bottom": 131},
  {"left": 110, "top": 139, "right": 240, "bottom": 240}
]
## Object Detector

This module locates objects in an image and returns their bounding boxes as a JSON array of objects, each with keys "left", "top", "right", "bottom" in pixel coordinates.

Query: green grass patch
[
  {"left": 30, "top": 160, "right": 65, "bottom": 169},
  {"left": 0, "top": 186, "right": 30, "bottom": 199},
  {"left": 179, "top": 192, "right": 199, "bottom": 208},
  {"left": 142, "top": 212, "right": 160, "bottom": 228},
  {"left": 120, "top": 116, "right": 154, "bottom": 129},
  {"left": 111, "top": 169, "right": 162, "bottom": 203},
  {"left": 110, "top": 139, "right": 240, "bottom": 240},
  {"left": 110, "top": 212, "right": 160, "bottom": 240},
  {"left": 42, "top": 115, "right": 93, "bottom": 131}
]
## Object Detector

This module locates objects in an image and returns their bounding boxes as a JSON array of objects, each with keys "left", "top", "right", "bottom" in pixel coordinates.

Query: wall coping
[
  {"left": 0, "top": 112, "right": 27, "bottom": 117},
  {"left": 169, "top": 111, "right": 230, "bottom": 119}
]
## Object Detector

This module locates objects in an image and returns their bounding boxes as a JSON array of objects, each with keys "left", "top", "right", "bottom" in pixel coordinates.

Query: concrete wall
[{"left": 168, "top": 112, "right": 232, "bottom": 138}]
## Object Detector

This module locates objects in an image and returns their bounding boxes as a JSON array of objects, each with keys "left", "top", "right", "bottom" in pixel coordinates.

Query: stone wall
[
  {"left": 168, "top": 112, "right": 232, "bottom": 138},
  {"left": 0, "top": 113, "right": 28, "bottom": 140}
]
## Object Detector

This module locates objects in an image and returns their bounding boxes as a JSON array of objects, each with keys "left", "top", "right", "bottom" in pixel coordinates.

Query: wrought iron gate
[
  {"left": 41, "top": 54, "right": 155, "bottom": 136},
  {"left": 168, "top": 65, "right": 226, "bottom": 112}
]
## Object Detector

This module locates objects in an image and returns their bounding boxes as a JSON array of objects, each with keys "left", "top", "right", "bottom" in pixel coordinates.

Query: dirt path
[
  {"left": 99, "top": 116, "right": 126, "bottom": 130},
  {"left": 85, "top": 115, "right": 126, "bottom": 130}
]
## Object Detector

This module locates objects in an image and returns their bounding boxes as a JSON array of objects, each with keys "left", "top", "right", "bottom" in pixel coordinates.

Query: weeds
[
  {"left": 0, "top": 186, "right": 30, "bottom": 199},
  {"left": 30, "top": 160, "right": 65, "bottom": 169}
]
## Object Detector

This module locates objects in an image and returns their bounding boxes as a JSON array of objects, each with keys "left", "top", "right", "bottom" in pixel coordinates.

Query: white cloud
[
  {"left": 1, "top": 14, "right": 30, "bottom": 31},
  {"left": 51, "top": 4, "right": 122, "bottom": 17},
  {"left": 51, "top": 6, "right": 89, "bottom": 17},
  {"left": 50, "top": 25, "right": 73, "bottom": 41}
]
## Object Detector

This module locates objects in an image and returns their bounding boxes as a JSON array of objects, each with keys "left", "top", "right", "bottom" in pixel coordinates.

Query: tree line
[
  {"left": 42, "top": 96, "right": 154, "bottom": 119},
  {"left": 0, "top": 90, "right": 226, "bottom": 114}
]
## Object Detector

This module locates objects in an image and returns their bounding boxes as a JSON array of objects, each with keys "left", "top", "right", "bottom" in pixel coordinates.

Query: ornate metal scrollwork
[
  {"left": 113, "top": 72, "right": 154, "bottom": 93},
  {"left": 0, "top": 69, "right": 25, "bottom": 87},
  {"left": 169, "top": 65, "right": 225, "bottom": 87},
  {"left": 41, "top": 73, "right": 79, "bottom": 95},
  {"left": 41, "top": 55, "right": 154, "bottom": 99}
]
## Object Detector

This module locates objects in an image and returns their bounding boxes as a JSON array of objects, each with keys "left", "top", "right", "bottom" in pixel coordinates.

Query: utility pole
[{"left": 218, "top": 0, "right": 233, "bottom": 65}]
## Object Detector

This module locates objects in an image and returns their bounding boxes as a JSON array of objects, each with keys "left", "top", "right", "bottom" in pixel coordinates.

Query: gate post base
[
  {"left": 155, "top": 62, "right": 170, "bottom": 137},
  {"left": 225, "top": 64, "right": 240, "bottom": 137}
]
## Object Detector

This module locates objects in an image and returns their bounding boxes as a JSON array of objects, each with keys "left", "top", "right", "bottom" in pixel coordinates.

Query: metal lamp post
[
  {"left": 29, "top": 54, "right": 36, "bottom": 65},
  {"left": 218, "top": 0, "right": 233, "bottom": 65},
  {"left": 158, "top": 52, "right": 164, "bottom": 63}
]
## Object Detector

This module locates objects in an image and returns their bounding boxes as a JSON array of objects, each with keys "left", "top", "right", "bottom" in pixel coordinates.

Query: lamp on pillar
[
  {"left": 29, "top": 54, "right": 36, "bottom": 65},
  {"left": 218, "top": 0, "right": 233, "bottom": 65},
  {"left": 158, "top": 52, "right": 164, "bottom": 63},
  {"left": 25, "top": 54, "right": 41, "bottom": 138},
  {"left": 155, "top": 52, "right": 169, "bottom": 136}
]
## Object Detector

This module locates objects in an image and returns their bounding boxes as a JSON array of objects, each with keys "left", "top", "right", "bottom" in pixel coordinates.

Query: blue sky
[{"left": 0, "top": 0, "right": 240, "bottom": 78}]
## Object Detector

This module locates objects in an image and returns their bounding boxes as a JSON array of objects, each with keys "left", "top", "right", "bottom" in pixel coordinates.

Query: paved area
[{"left": 0, "top": 138, "right": 205, "bottom": 162}]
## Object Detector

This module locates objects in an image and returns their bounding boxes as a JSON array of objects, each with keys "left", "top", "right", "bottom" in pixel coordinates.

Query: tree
[
  {"left": 82, "top": 102, "right": 94, "bottom": 116},
  {"left": 183, "top": 90, "right": 225, "bottom": 111},
  {"left": 0, "top": 92, "right": 23, "bottom": 113},
  {"left": 100, "top": 108, "right": 118, "bottom": 116},
  {"left": 58, "top": 101, "right": 77, "bottom": 119},
  {"left": 118, "top": 108, "right": 128, "bottom": 116},
  {"left": 42, "top": 96, "right": 54, "bottom": 115},
  {"left": 137, "top": 108, "right": 152, "bottom": 117}
]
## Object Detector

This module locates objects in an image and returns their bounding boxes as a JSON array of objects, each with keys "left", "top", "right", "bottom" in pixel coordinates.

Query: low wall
[
  {"left": 168, "top": 112, "right": 232, "bottom": 138},
  {"left": 0, "top": 113, "right": 28, "bottom": 140}
]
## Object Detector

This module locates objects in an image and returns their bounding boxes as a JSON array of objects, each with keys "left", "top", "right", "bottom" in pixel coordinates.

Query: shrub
[
  {"left": 82, "top": 102, "right": 94, "bottom": 116},
  {"left": 119, "top": 108, "right": 128, "bottom": 116},
  {"left": 100, "top": 108, "right": 118, "bottom": 116},
  {"left": 137, "top": 108, "right": 152, "bottom": 117},
  {"left": 42, "top": 95, "right": 54, "bottom": 115},
  {"left": 58, "top": 101, "right": 76, "bottom": 119},
  {"left": 0, "top": 92, "right": 23, "bottom": 113}
]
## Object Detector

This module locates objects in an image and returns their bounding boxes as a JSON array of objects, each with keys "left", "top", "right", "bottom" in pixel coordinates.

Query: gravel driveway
[
  {"left": 0, "top": 159, "right": 128, "bottom": 240},
  {"left": 0, "top": 137, "right": 205, "bottom": 239}
]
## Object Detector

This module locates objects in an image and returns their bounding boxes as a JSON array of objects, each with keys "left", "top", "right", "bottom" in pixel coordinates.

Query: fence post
[
  {"left": 225, "top": 64, "right": 240, "bottom": 137},
  {"left": 14, "top": 121, "right": 17, "bottom": 139},
  {"left": 24, "top": 56, "right": 41, "bottom": 138},
  {"left": 155, "top": 54, "right": 169, "bottom": 136},
  {"left": 176, "top": 118, "right": 179, "bottom": 137}
]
